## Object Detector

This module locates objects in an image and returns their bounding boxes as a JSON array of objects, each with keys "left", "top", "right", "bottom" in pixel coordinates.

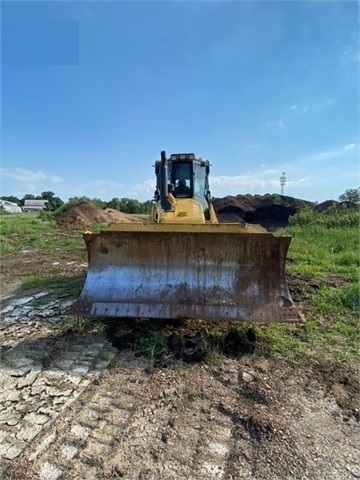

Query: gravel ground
[{"left": 0, "top": 290, "right": 359, "bottom": 480}]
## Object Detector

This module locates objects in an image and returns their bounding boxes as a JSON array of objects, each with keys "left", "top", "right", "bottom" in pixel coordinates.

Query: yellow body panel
[{"left": 150, "top": 197, "right": 218, "bottom": 224}]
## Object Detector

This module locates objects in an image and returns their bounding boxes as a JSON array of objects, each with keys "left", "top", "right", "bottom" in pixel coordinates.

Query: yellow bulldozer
[{"left": 71, "top": 151, "right": 301, "bottom": 323}]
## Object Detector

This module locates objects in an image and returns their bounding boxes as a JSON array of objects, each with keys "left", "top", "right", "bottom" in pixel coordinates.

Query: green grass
[
  {"left": 288, "top": 207, "right": 359, "bottom": 228},
  {"left": 261, "top": 222, "right": 360, "bottom": 367},
  {"left": 281, "top": 226, "right": 359, "bottom": 280},
  {"left": 1, "top": 213, "right": 87, "bottom": 297},
  {"left": 0, "top": 213, "right": 54, "bottom": 235},
  {"left": 63, "top": 316, "right": 102, "bottom": 334},
  {"left": 205, "top": 343, "right": 224, "bottom": 366},
  {"left": 0, "top": 213, "right": 83, "bottom": 255},
  {"left": 135, "top": 331, "right": 170, "bottom": 368},
  {"left": 21, "top": 275, "right": 85, "bottom": 297},
  {"left": 186, "top": 387, "right": 204, "bottom": 401},
  {"left": 311, "top": 283, "right": 359, "bottom": 315}
]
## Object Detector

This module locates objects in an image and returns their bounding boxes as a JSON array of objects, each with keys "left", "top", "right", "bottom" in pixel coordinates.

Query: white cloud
[
  {"left": 286, "top": 177, "right": 309, "bottom": 187},
  {"left": 129, "top": 178, "right": 156, "bottom": 199},
  {"left": 1, "top": 167, "right": 63, "bottom": 184},
  {"left": 337, "top": 46, "right": 360, "bottom": 66},
  {"left": 301, "top": 143, "right": 359, "bottom": 163},
  {"left": 211, "top": 175, "right": 277, "bottom": 190},
  {"left": 289, "top": 104, "right": 309, "bottom": 114},
  {"left": 289, "top": 98, "right": 335, "bottom": 115},
  {"left": 344, "top": 143, "right": 357, "bottom": 151},
  {"left": 266, "top": 120, "right": 287, "bottom": 131},
  {"left": 210, "top": 174, "right": 307, "bottom": 192}
]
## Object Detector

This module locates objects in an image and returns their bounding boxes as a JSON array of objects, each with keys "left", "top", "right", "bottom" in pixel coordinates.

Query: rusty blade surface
[{"left": 70, "top": 224, "right": 302, "bottom": 323}]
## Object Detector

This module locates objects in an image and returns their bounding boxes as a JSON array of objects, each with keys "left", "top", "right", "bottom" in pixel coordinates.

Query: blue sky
[{"left": 1, "top": 1, "right": 359, "bottom": 202}]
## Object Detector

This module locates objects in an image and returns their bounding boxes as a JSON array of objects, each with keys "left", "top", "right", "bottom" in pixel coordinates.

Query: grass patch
[
  {"left": 311, "top": 283, "right": 359, "bottom": 315},
  {"left": 251, "top": 314, "right": 359, "bottom": 368},
  {"left": 288, "top": 208, "right": 359, "bottom": 228},
  {"left": 280, "top": 226, "right": 359, "bottom": 280},
  {"left": 21, "top": 275, "right": 85, "bottom": 298},
  {"left": 0, "top": 213, "right": 84, "bottom": 255},
  {"left": 205, "top": 343, "right": 224, "bottom": 367},
  {"left": 63, "top": 316, "right": 100, "bottom": 334},
  {"left": 256, "top": 221, "right": 360, "bottom": 367},
  {"left": 186, "top": 387, "right": 204, "bottom": 401},
  {"left": 135, "top": 331, "right": 170, "bottom": 368}
]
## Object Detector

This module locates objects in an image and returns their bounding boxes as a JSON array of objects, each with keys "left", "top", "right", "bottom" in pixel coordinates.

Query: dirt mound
[
  {"left": 56, "top": 202, "right": 140, "bottom": 228},
  {"left": 212, "top": 194, "right": 356, "bottom": 229},
  {"left": 213, "top": 194, "right": 312, "bottom": 213},
  {"left": 315, "top": 200, "right": 358, "bottom": 213},
  {"left": 213, "top": 194, "right": 312, "bottom": 228}
]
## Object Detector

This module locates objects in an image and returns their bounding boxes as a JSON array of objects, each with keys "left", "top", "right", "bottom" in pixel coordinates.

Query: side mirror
[{"left": 168, "top": 183, "right": 175, "bottom": 193}]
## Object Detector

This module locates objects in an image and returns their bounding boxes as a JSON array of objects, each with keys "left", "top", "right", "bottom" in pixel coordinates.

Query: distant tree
[
  {"left": 118, "top": 197, "right": 131, "bottom": 213},
  {"left": 142, "top": 200, "right": 153, "bottom": 214},
  {"left": 0, "top": 195, "right": 21, "bottom": 205},
  {"left": 41, "top": 191, "right": 55, "bottom": 200},
  {"left": 105, "top": 197, "right": 122, "bottom": 210},
  {"left": 91, "top": 198, "right": 106, "bottom": 209},
  {"left": 65, "top": 196, "right": 105, "bottom": 209},
  {"left": 339, "top": 188, "right": 360, "bottom": 204},
  {"left": 125, "top": 199, "right": 143, "bottom": 214},
  {"left": 105, "top": 197, "right": 152, "bottom": 214},
  {"left": 34, "top": 191, "right": 63, "bottom": 211},
  {"left": 60, "top": 196, "right": 151, "bottom": 214},
  {"left": 67, "top": 196, "right": 92, "bottom": 205},
  {"left": 19, "top": 194, "right": 35, "bottom": 206},
  {"left": 45, "top": 197, "right": 64, "bottom": 211}
]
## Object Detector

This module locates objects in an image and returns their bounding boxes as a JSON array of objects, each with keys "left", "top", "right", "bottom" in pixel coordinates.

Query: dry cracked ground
[{"left": 0, "top": 268, "right": 359, "bottom": 479}]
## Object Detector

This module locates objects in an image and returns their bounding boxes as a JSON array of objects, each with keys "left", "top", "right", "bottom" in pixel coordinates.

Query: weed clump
[
  {"left": 135, "top": 331, "right": 170, "bottom": 368},
  {"left": 289, "top": 208, "right": 359, "bottom": 228},
  {"left": 63, "top": 316, "right": 102, "bottom": 334}
]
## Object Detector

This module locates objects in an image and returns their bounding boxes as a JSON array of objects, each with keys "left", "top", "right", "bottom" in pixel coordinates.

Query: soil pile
[
  {"left": 55, "top": 197, "right": 357, "bottom": 230},
  {"left": 56, "top": 202, "right": 141, "bottom": 228},
  {"left": 314, "top": 199, "right": 357, "bottom": 213},
  {"left": 213, "top": 194, "right": 357, "bottom": 229}
]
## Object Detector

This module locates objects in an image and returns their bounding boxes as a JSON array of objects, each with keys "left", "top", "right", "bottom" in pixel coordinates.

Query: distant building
[
  {"left": 22, "top": 199, "right": 48, "bottom": 212},
  {"left": 0, "top": 200, "right": 22, "bottom": 213}
]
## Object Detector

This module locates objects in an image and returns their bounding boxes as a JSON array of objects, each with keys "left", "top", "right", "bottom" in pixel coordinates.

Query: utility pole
[{"left": 280, "top": 172, "right": 286, "bottom": 195}]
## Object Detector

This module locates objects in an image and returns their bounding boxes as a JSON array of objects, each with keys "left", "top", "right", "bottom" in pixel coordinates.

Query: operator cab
[{"left": 154, "top": 152, "right": 211, "bottom": 204}]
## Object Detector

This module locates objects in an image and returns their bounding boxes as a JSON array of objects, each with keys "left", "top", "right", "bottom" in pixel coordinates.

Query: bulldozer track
[{"left": 23, "top": 359, "right": 238, "bottom": 480}]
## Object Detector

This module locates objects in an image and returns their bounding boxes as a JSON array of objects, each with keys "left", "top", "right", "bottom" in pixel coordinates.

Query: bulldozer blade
[{"left": 70, "top": 223, "right": 302, "bottom": 323}]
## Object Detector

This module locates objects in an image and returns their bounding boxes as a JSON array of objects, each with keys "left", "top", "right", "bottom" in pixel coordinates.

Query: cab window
[
  {"left": 172, "top": 162, "right": 192, "bottom": 198},
  {"left": 193, "top": 163, "right": 206, "bottom": 197}
]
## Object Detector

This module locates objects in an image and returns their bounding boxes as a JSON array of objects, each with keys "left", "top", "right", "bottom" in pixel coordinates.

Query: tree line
[
  {"left": 0, "top": 191, "right": 153, "bottom": 214},
  {"left": 1, "top": 187, "right": 359, "bottom": 212}
]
